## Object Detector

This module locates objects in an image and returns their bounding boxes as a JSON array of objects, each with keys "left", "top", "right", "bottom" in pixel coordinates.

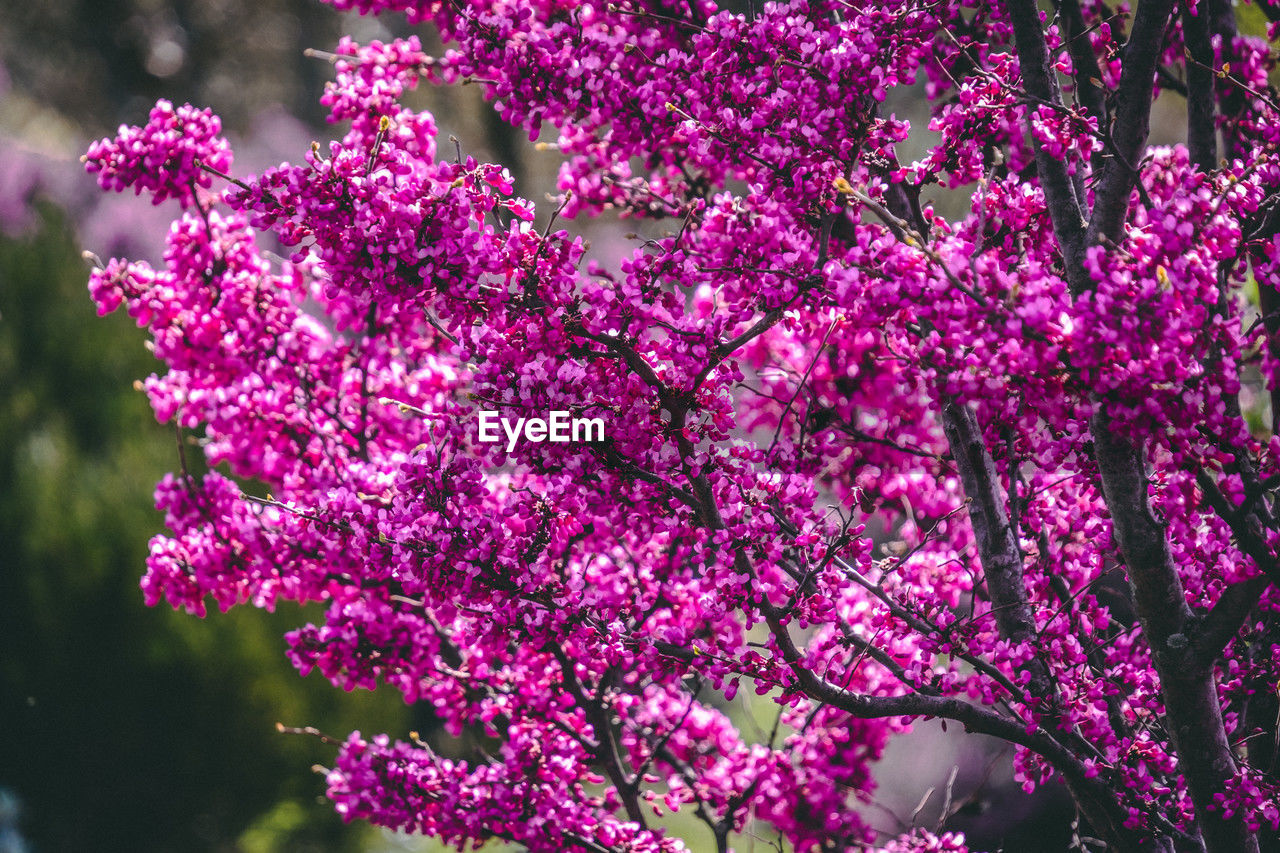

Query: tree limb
[
  {"left": 1085, "top": 0, "right": 1175, "bottom": 248},
  {"left": 1194, "top": 468, "right": 1280, "bottom": 589},
  {"left": 1092, "top": 415, "right": 1257, "bottom": 853},
  {"left": 938, "top": 399, "right": 1154, "bottom": 849},
  {"left": 1180, "top": 0, "right": 1218, "bottom": 172},
  {"left": 1055, "top": 0, "right": 1110, "bottom": 173},
  {"left": 1007, "top": 0, "right": 1259, "bottom": 847},
  {"left": 939, "top": 401, "right": 1035, "bottom": 646},
  {"left": 1190, "top": 576, "right": 1270, "bottom": 670},
  {"left": 1004, "top": 0, "right": 1089, "bottom": 284},
  {"left": 759, "top": 594, "right": 1152, "bottom": 851}
]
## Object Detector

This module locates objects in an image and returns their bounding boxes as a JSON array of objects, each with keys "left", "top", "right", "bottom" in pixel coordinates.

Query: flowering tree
[{"left": 81, "top": 0, "right": 1280, "bottom": 849}]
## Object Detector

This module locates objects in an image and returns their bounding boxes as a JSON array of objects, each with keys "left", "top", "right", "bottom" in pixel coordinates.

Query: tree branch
[
  {"left": 1194, "top": 468, "right": 1280, "bottom": 589},
  {"left": 1085, "top": 0, "right": 1175, "bottom": 247},
  {"left": 1004, "top": 0, "right": 1089, "bottom": 283},
  {"left": 758, "top": 594, "right": 1153, "bottom": 851},
  {"left": 1093, "top": 415, "right": 1258, "bottom": 853},
  {"left": 938, "top": 399, "right": 1154, "bottom": 849},
  {"left": 1055, "top": 0, "right": 1110, "bottom": 172},
  {"left": 1190, "top": 576, "right": 1270, "bottom": 670},
  {"left": 1180, "top": 0, "right": 1217, "bottom": 172},
  {"left": 1008, "top": 0, "right": 1261, "bottom": 846},
  {"left": 1210, "top": 0, "right": 1280, "bottom": 432},
  {"left": 939, "top": 401, "right": 1035, "bottom": 646},
  {"left": 1204, "top": 0, "right": 1244, "bottom": 162},
  {"left": 550, "top": 646, "right": 648, "bottom": 829}
]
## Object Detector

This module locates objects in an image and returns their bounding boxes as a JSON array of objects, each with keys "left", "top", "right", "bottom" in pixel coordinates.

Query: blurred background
[
  {"left": 0, "top": 3, "right": 472, "bottom": 850},
  {"left": 2, "top": 0, "right": 1208, "bottom": 849}
]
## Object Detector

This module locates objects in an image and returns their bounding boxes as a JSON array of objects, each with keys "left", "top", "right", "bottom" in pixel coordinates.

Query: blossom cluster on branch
[{"left": 82, "top": 0, "right": 1280, "bottom": 850}]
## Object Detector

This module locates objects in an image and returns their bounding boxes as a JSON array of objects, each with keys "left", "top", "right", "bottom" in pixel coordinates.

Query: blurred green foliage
[{"left": 0, "top": 203, "right": 409, "bottom": 851}]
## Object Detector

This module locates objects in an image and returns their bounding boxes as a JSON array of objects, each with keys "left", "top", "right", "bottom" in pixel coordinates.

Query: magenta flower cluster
[
  {"left": 84, "top": 100, "right": 233, "bottom": 207},
  {"left": 83, "top": 0, "right": 1280, "bottom": 850}
]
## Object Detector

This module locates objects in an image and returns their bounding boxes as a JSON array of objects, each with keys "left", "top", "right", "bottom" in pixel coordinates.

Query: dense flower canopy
[{"left": 83, "top": 0, "right": 1280, "bottom": 850}]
